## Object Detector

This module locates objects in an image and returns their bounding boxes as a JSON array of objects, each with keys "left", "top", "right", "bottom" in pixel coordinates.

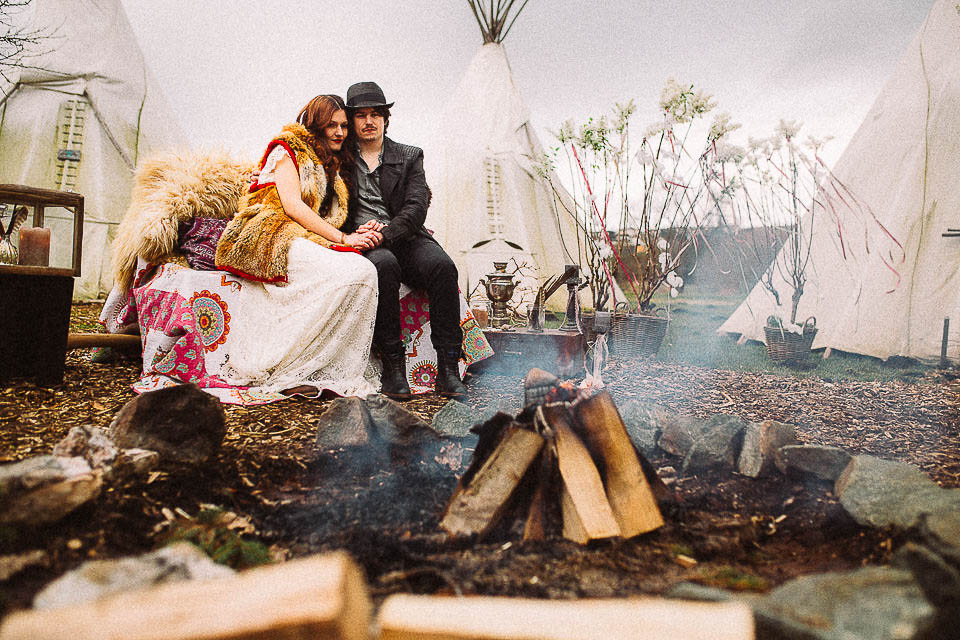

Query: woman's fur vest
[
  {"left": 215, "top": 123, "right": 349, "bottom": 283},
  {"left": 111, "top": 149, "right": 253, "bottom": 292}
]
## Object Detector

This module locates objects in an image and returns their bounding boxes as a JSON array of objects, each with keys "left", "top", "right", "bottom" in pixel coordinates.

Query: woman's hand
[{"left": 342, "top": 230, "right": 382, "bottom": 251}]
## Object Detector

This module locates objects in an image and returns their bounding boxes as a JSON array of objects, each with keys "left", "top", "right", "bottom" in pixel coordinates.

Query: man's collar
[{"left": 381, "top": 136, "right": 402, "bottom": 165}]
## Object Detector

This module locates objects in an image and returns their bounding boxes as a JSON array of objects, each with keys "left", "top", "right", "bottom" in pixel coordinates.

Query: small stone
[
  {"left": 431, "top": 400, "right": 479, "bottom": 438},
  {"left": 315, "top": 397, "right": 373, "bottom": 450},
  {"left": 66, "top": 539, "right": 83, "bottom": 550},
  {"left": 776, "top": 445, "right": 851, "bottom": 481},
  {"left": 52, "top": 426, "right": 118, "bottom": 469},
  {"left": 364, "top": 395, "right": 442, "bottom": 448},
  {"left": 657, "top": 413, "right": 710, "bottom": 457},
  {"left": 737, "top": 420, "right": 799, "bottom": 478},
  {"left": 112, "top": 448, "right": 160, "bottom": 480},
  {"left": 0, "top": 456, "right": 103, "bottom": 526},
  {"left": 109, "top": 383, "right": 226, "bottom": 465},
  {"left": 32, "top": 541, "right": 234, "bottom": 609},
  {"left": 681, "top": 415, "right": 747, "bottom": 476}
]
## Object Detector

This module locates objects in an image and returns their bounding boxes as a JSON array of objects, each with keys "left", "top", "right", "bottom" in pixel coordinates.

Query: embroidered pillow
[{"left": 178, "top": 217, "right": 228, "bottom": 271}]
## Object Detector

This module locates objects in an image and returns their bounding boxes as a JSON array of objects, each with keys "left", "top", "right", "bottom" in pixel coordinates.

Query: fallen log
[{"left": 66, "top": 333, "right": 141, "bottom": 350}]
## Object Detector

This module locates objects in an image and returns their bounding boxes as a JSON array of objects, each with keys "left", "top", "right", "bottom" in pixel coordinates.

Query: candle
[{"left": 18, "top": 227, "right": 51, "bottom": 267}]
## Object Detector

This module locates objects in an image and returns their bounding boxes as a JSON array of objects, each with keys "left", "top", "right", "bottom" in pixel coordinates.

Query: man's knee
[
  {"left": 426, "top": 250, "right": 459, "bottom": 285},
  {"left": 366, "top": 248, "right": 401, "bottom": 282}
]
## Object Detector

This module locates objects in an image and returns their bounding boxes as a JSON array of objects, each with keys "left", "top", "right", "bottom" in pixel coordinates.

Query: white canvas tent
[
  {"left": 0, "top": 0, "right": 184, "bottom": 299},
  {"left": 720, "top": 0, "right": 960, "bottom": 364},
  {"left": 432, "top": 5, "right": 581, "bottom": 311}
]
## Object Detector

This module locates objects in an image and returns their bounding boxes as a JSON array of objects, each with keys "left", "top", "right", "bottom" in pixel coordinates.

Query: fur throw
[
  {"left": 111, "top": 149, "right": 254, "bottom": 291},
  {"left": 214, "top": 123, "right": 349, "bottom": 283}
]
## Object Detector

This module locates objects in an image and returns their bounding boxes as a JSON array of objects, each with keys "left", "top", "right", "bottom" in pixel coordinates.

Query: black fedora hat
[{"left": 346, "top": 81, "right": 395, "bottom": 109}]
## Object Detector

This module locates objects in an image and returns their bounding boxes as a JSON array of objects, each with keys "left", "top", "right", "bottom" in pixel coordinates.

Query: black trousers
[{"left": 363, "top": 235, "right": 463, "bottom": 355}]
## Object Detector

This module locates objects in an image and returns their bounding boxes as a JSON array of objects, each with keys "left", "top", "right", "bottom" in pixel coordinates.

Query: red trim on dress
[
  {"left": 248, "top": 140, "right": 300, "bottom": 194},
  {"left": 216, "top": 264, "right": 289, "bottom": 284}
]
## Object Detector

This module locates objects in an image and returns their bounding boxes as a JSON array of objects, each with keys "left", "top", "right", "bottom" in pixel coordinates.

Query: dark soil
[{"left": 0, "top": 302, "right": 956, "bottom": 613}]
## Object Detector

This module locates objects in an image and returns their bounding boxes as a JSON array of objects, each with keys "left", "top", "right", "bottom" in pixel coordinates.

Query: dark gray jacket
[{"left": 347, "top": 136, "right": 434, "bottom": 245}]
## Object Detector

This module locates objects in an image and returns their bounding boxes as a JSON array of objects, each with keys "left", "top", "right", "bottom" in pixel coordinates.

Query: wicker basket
[
  {"left": 611, "top": 307, "right": 668, "bottom": 358},
  {"left": 763, "top": 317, "right": 817, "bottom": 365}
]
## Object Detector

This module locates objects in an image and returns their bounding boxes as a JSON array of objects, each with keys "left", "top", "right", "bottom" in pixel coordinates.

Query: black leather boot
[
  {"left": 436, "top": 348, "right": 468, "bottom": 399},
  {"left": 380, "top": 350, "right": 412, "bottom": 400}
]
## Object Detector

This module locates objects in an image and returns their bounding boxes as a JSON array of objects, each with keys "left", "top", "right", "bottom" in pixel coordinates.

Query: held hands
[
  {"left": 357, "top": 220, "right": 386, "bottom": 233},
  {"left": 342, "top": 229, "right": 382, "bottom": 251}
]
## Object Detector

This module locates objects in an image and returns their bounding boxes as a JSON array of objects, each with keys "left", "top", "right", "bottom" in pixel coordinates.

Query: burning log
[{"left": 441, "top": 378, "right": 664, "bottom": 544}]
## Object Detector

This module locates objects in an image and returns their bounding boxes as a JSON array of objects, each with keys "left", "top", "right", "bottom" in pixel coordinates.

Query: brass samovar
[{"left": 479, "top": 262, "right": 517, "bottom": 329}]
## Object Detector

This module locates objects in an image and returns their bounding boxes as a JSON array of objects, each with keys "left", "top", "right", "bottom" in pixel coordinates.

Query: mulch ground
[{"left": 0, "top": 302, "right": 957, "bottom": 612}]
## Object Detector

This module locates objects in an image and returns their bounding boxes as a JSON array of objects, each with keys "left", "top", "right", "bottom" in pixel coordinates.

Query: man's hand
[{"left": 357, "top": 220, "right": 386, "bottom": 233}]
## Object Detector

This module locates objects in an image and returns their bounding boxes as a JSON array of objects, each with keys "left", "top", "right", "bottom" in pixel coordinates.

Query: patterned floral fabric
[{"left": 101, "top": 260, "right": 494, "bottom": 404}]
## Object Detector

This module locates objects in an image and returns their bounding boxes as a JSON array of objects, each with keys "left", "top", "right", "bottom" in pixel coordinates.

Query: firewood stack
[{"left": 441, "top": 370, "right": 666, "bottom": 544}]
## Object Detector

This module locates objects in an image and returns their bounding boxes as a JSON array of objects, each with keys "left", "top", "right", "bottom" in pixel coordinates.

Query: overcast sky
[{"left": 118, "top": 0, "right": 935, "bottom": 167}]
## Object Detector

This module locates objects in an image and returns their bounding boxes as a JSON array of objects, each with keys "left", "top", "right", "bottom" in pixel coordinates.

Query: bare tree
[{"left": 1, "top": 0, "right": 48, "bottom": 83}]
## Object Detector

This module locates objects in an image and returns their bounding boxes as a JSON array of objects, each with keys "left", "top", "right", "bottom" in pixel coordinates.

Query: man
[{"left": 344, "top": 81, "right": 467, "bottom": 400}]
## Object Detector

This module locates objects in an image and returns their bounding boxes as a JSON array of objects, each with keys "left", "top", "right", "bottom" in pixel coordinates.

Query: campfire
[{"left": 442, "top": 369, "right": 665, "bottom": 544}]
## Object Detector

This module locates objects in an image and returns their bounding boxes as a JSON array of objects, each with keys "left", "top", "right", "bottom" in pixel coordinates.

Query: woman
[{"left": 211, "top": 94, "right": 382, "bottom": 396}]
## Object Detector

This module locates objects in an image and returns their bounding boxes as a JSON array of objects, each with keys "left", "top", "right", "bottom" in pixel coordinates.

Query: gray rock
[
  {"left": 33, "top": 542, "right": 233, "bottom": 609},
  {"left": 835, "top": 455, "right": 960, "bottom": 530},
  {"left": 737, "top": 420, "right": 799, "bottom": 478},
  {"left": 112, "top": 448, "right": 160, "bottom": 480},
  {"left": 681, "top": 415, "right": 747, "bottom": 476},
  {"left": 657, "top": 413, "right": 710, "bottom": 457},
  {"left": 923, "top": 510, "right": 960, "bottom": 551},
  {"left": 109, "top": 383, "right": 226, "bottom": 465},
  {"left": 431, "top": 400, "right": 479, "bottom": 438},
  {"left": 364, "top": 395, "right": 442, "bottom": 447},
  {"left": 0, "top": 455, "right": 91, "bottom": 495},
  {"left": 892, "top": 543, "right": 960, "bottom": 609},
  {"left": 755, "top": 566, "right": 935, "bottom": 640},
  {"left": 776, "top": 445, "right": 851, "bottom": 481},
  {"left": 315, "top": 397, "right": 373, "bottom": 450},
  {"left": 619, "top": 401, "right": 670, "bottom": 456},
  {"left": 52, "top": 426, "right": 118, "bottom": 469},
  {"left": 0, "top": 456, "right": 103, "bottom": 526}
]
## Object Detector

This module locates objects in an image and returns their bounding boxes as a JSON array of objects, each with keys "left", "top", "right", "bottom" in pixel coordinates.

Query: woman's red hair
[{"left": 296, "top": 94, "right": 354, "bottom": 206}]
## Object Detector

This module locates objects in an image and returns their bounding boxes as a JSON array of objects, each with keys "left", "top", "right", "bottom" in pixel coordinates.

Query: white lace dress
[{"left": 217, "top": 238, "right": 378, "bottom": 395}]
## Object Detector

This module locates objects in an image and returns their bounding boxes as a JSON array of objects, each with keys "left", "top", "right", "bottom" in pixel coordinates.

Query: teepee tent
[
  {"left": 432, "top": 1, "right": 580, "bottom": 310},
  {"left": 0, "top": 0, "right": 185, "bottom": 299},
  {"left": 720, "top": 0, "right": 960, "bottom": 364}
]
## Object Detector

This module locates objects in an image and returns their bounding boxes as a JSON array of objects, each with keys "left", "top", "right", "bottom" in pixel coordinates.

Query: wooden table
[
  {"left": 473, "top": 328, "right": 585, "bottom": 378},
  {"left": 0, "top": 184, "right": 84, "bottom": 384}
]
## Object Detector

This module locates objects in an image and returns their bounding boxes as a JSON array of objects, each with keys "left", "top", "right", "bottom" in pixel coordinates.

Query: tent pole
[{"left": 940, "top": 317, "right": 950, "bottom": 368}]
